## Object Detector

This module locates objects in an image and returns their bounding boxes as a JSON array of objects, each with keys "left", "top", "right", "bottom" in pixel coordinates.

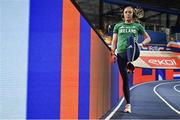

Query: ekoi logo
[
  {"left": 148, "top": 59, "right": 177, "bottom": 66},
  {"left": 141, "top": 56, "right": 180, "bottom": 68}
]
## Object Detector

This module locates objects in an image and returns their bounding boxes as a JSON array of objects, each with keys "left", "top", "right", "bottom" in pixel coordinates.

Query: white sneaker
[{"left": 124, "top": 104, "right": 131, "bottom": 113}]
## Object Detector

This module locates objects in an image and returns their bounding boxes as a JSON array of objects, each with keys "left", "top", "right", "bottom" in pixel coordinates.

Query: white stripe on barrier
[{"left": 174, "top": 74, "right": 180, "bottom": 77}]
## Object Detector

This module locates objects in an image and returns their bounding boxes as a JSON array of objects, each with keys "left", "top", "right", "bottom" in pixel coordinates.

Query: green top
[{"left": 113, "top": 22, "right": 145, "bottom": 53}]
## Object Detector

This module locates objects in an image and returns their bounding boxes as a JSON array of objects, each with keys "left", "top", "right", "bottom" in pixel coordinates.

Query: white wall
[{"left": 0, "top": 0, "right": 30, "bottom": 119}]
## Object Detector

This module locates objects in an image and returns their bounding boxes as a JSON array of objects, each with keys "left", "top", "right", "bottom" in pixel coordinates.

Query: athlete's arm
[
  {"left": 141, "top": 32, "right": 151, "bottom": 45},
  {"left": 111, "top": 33, "right": 118, "bottom": 54},
  {"left": 111, "top": 33, "right": 117, "bottom": 63}
]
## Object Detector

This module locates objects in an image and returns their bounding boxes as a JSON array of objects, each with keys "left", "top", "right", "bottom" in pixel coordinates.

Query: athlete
[{"left": 111, "top": 6, "right": 151, "bottom": 113}]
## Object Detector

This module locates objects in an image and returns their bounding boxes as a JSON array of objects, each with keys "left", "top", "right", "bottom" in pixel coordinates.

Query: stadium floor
[{"left": 104, "top": 80, "right": 180, "bottom": 119}]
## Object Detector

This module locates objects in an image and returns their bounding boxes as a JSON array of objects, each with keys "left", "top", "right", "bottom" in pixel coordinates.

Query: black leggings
[
  {"left": 117, "top": 37, "right": 140, "bottom": 104},
  {"left": 117, "top": 52, "right": 130, "bottom": 104}
]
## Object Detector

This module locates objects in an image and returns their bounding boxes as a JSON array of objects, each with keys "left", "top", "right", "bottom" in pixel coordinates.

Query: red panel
[
  {"left": 133, "top": 68, "right": 142, "bottom": 85},
  {"left": 141, "top": 56, "right": 180, "bottom": 68},
  {"left": 133, "top": 68, "right": 155, "bottom": 85},
  {"left": 165, "top": 69, "right": 174, "bottom": 80},
  {"left": 141, "top": 69, "right": 156, "bottom": 82}
]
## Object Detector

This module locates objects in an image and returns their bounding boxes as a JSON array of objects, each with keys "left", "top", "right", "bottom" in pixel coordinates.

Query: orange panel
[
  {"left": 103, "top": 68, "right": 111, "bottom": 115},
  {"left": 90, "top": 30, "right": 98, "bottom": 119},
  {"left": 90, "top": 30, "right": 111, "bottom": 118},
  {"left": 98, "top": 78, "right": 103, "bottom": 118},
  {"left": 119, "top": 73, "right": 123, "bottom": 97},
  {"left": 60, "top": 0, "right": 80, "bottom": 119}
]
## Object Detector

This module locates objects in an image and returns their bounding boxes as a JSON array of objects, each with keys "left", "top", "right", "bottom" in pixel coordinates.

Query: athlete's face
[{"left": 123, "top": 7, "right": 134, "bottom": 22}]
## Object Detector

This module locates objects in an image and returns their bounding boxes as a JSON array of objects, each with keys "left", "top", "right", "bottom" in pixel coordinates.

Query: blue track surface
[{"left": 107, "top": 80, "right": 180, "bottom": 119}]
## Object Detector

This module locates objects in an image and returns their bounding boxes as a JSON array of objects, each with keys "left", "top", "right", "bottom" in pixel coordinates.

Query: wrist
[
  {"left": 141, "top": 42, "right": 145, "bottom": 46},
  {"left": 111, "top": 50, "right": 115, "bottom": 55}
]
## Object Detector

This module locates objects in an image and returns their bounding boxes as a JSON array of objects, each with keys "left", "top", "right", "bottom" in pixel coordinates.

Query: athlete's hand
[
  {"left": 139, "top": 43, "right": 146, "bottom": 49},
  {"left": 111, "top": 54, "right": 117, "bottom": 64}
]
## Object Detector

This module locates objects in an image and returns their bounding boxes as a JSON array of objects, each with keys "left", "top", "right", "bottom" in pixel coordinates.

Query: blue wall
[{"left": 138, "top": 30, "right": 167, "bottom": 44}]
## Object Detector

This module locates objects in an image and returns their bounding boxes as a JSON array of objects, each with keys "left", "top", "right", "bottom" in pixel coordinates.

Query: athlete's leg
[
  {"left": 117, "top": 52, "right": 130, "bottom": 104},
  {"left": 127, "top": 36, "right": 140, "bottom": 73}
]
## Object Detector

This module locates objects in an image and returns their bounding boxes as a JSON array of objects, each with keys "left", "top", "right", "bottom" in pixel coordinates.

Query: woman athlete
[{"left": 111, "top": 6, "right": 151, "bottom": 113}]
